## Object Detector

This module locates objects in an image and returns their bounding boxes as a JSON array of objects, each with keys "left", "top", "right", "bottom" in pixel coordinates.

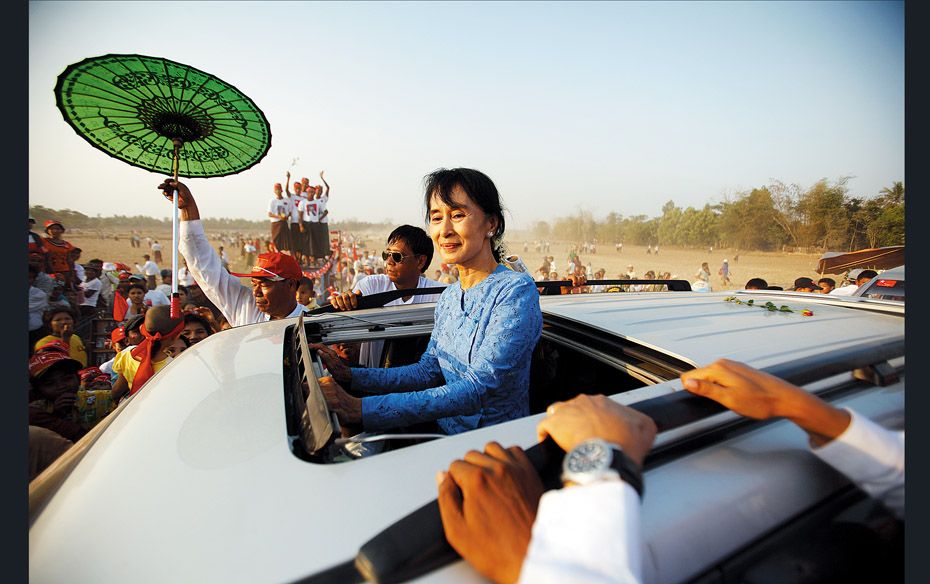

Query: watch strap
[{"left": 608, "top": 447, "right": 644, "bottom": 499}]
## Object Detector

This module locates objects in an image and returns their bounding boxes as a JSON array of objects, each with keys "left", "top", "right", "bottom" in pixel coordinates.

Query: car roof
[{"left": 538, "top": 290, "right": 903, "bottom": 368}]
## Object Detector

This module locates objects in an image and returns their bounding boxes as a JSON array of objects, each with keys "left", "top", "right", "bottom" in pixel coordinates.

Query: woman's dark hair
[
  {"left": 128, "top": 283, "right": 147, "bottom": 294},
  {"left": 43, "top": 306, "right": 77, "bottom": 328},
  {"left": 386, "top": 225, "right": 434, "bottom": 273},
  {"left": 423, "top": 168, "right": 507, "bottom": 263}
]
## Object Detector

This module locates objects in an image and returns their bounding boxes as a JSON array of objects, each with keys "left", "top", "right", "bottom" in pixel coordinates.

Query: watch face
[{"left": 565, "top": 440, "right": 611, "bottom": 475}]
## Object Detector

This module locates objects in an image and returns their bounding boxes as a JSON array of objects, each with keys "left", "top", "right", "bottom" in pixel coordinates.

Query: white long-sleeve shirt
[
  {"left": 812, "top": 408, "right": 904, "bottom": 518},
  {"left": 517, "top": 410, "right": 904, "bottom": 583},
  {"left": 178, "top": 220, "right": 305, "bottom": 327},
  {"left": 519, "top": 479, "right": 642, "bottom": 584}
]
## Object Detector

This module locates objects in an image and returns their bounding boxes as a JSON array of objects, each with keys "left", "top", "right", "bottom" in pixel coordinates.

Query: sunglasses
[{"left": 382, "top": 250, "right": 418, "bottom": 263}]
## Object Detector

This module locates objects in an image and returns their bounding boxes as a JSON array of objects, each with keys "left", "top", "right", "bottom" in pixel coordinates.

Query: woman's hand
[
  {"left": 318, "top": 376, "right": 362, "bottom": 424},
  {"left": 309, "top": 343, "right": 353, "bottom": 385}
]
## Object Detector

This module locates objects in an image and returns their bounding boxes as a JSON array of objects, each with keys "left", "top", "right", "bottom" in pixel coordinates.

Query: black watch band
[{"left": 609, "top": 447, "right": 645, "bottom": 499}]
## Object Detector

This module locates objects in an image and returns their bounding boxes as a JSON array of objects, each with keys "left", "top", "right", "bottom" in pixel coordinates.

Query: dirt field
[{"left": 65, "top": 227, "right": 831, "bottom": 291}]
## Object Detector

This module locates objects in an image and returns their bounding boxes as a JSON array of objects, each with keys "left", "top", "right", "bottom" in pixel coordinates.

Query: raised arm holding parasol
[{"left": 55, "top": 54, "right": 272, "bottom": 318}]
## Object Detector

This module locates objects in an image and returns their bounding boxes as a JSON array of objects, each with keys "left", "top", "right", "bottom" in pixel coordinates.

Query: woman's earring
[{"left": 487, "top": 231, "right": 494, "bottom": 238}]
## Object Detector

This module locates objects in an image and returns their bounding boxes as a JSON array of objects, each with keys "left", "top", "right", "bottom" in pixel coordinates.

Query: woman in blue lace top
[{"left": 314, "top": 168, "right": 542, "bottom": 435}]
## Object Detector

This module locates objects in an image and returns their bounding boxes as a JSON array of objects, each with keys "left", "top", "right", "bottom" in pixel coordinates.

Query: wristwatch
[{"left": 561, "top": 438, "right": 644, "bottom": 498}]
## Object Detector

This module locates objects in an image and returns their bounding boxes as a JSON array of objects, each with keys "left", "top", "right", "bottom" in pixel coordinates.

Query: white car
[{"left": 29, "top": 288, "right": 904, "bottom": 583}]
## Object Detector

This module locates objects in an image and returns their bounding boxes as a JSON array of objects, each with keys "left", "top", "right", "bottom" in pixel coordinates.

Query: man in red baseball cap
[
  {"left": 29, "top": 342, "right": 86, "bottom": 442},
  {"left": 159, "top": 179, "right": 306, "bottom": 326}
]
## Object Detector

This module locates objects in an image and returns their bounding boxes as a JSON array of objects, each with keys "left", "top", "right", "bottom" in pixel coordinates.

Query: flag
[{"left": 113, "top": 291, "right": 128, "bottom": 321}]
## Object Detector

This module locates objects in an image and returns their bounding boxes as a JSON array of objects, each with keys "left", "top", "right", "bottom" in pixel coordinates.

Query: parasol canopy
[
  {"left": 55, "top": 53, "right": 272, "bottom": 319},
  {"left": 55, "top": 53, "right": 271, "bottom": 177},
  {"left": 815, "top": 245, "right": 904, "bottom": 275}
]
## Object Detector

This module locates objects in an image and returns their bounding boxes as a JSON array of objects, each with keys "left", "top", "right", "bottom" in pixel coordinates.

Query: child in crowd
[{"left": 296, "top": 276, "right": 319, "bottom": 310}]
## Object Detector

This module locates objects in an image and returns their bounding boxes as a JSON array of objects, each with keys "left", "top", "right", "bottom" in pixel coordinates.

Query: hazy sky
[{"left": 29, "top": 1, "right": 904, "bottom": 229}]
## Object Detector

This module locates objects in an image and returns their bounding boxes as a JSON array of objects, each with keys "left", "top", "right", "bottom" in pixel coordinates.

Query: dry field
[{"left": 65, "top": 227, "right": 830, "bottom": 291}]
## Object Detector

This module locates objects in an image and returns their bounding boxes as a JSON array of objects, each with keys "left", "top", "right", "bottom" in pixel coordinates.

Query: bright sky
[{"left": 29, "top": 1, "right": 903, "bottom": 229}]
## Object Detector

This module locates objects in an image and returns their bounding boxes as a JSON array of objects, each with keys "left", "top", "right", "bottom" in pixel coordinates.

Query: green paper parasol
[
  {"left": 55, "top": 53, "right": 271, "bottom": 177},
  {"left": 54, "top": 54, "right": 272, "bottom": 318}
]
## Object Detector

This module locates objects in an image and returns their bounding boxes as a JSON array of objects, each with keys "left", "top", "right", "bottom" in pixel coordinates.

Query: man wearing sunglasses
[
  {"left": 159, "top": 179, "right": 307, "bottom": 327},
  {"left": 330, "top": 225, "right": 446, "bottom": 367}
]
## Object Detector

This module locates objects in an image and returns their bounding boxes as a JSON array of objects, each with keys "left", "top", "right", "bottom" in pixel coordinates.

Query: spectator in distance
[
  {"left": 35, "top": 307, "right": 87, "bottom": 367},
  {"left": 181, "top": 312, "right": 214, "bottom": 346},
  {"left": 77, "top": 261, "right": 104, "bottom": 320},
  {"left": 42, "top": 219, "right": 77, "bottom": 290},
  {"left": 135, "top": 254, "right": 160, "bottom": 291},
  {"left": 125, "top": 282, "right": 149, "bottom": 318},
  {"left": 296, "top": 276, "right": 320, "bottom": 310},
  {"left": 830, "top": 269, "right": 878, "bottom": 296},
  {"left": 817, "top": 277, "right": 836, "bottom": 294},
  {"left": 744, "top": 277, "right": 768, "bottom": 290},
  {"left": 156, "top": 269, "right": 173, "bottom": 298},
  {"left": 792, "top": 277, "right": 821, "bottom": 292}
]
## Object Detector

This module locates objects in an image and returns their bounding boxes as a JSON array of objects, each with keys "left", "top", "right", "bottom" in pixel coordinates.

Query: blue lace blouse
[{"left": 351, "top": 264, "right": 543, "bottom": 434}]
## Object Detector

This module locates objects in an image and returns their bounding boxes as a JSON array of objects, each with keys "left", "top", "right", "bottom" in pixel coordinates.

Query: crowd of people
[{"left": 27, "top": 167, "right": 903, "bottom": 582}]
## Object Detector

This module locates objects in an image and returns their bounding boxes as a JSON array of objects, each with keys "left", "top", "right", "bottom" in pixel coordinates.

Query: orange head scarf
[{"left": 128, "top": 320, "right": 185, "bottom": 394}]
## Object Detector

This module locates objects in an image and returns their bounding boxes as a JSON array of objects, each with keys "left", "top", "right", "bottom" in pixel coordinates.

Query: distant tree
[{"left": 879, "top": 181, "right": 904, "bottom": 206}]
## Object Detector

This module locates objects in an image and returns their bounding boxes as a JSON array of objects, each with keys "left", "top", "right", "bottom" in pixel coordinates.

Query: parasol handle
[{"left": 170, "top": 139, "right": 182, "bottom": 319}]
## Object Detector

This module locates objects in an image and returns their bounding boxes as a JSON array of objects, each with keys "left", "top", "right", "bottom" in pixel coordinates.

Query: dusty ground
[{"left": 65, "top": 227, "right": 831, "bottom": 291}]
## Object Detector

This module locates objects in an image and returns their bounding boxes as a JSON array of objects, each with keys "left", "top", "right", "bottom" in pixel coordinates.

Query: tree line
[
  {"left": 532, "top": 179, "right": 904, "bottom": 252},
  {"left": 26, "top": 205, "right": 395, "bottom": 237}
]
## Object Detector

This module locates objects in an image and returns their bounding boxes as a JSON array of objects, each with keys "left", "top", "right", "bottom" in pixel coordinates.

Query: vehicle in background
[{"left": 853, "top": 265, "right": 905, "bottom": 302}]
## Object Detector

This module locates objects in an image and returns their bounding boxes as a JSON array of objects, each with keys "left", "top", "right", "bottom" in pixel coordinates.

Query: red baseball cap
[
  {"left": 230, "top": 252, "right": 302, "bottom": 282},
  {"left": 44, "top": 219, "right": 64, "bottom": 231},
  {"left": 35, "top": 338, "right": 70, "bottom": 355},
  {"left": 29, "top": 346, "right": 82, "bottom": 379},
  {"left": 111, "top": 326, "right": 126, "bottom": 344},
  {"left": 274, "top": 182, "right": 282, "bottom": 189},
  {"left": 78, "top": 366, "right": 104, "bottom": 383}
]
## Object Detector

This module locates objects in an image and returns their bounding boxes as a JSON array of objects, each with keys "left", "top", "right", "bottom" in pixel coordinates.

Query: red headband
[{"left": 128, "top": 320, "right": 185, "bottom": 394}]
